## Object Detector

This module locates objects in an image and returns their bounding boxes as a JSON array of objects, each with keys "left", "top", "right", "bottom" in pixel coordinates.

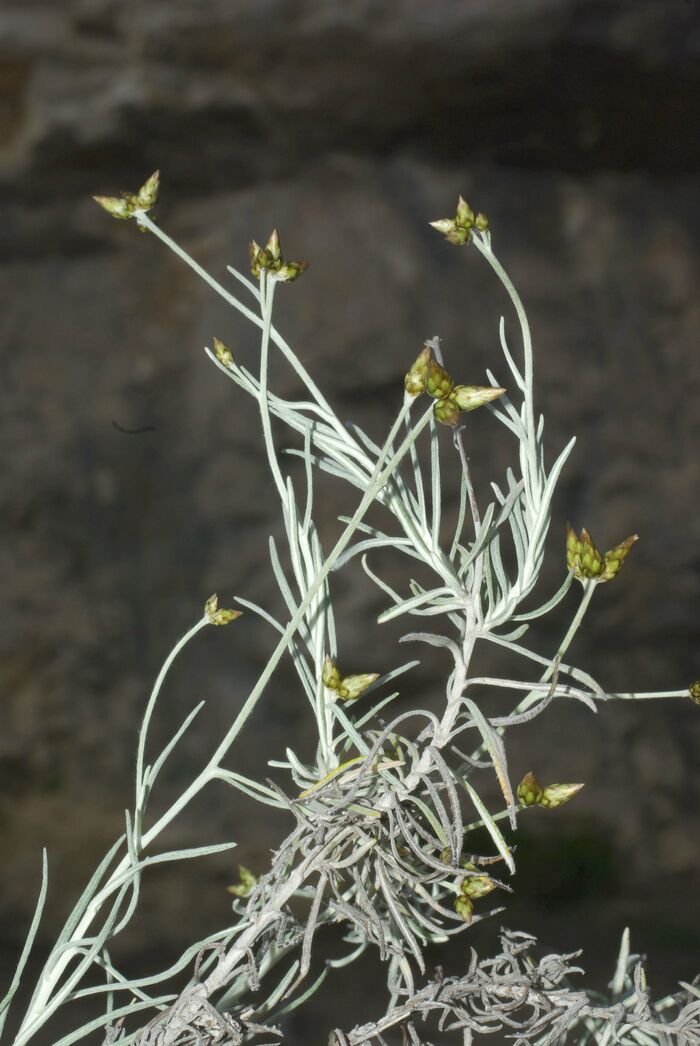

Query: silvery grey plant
[{"left": 2, "top": 174, "right": 698, "bottom": 1046}]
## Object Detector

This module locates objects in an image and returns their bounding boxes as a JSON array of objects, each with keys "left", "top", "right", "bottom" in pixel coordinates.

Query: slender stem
[
  {"left": 554, "top": 579, "right": 597, "bottom": 665},
  {"left": 256, "top": 273, "right": 287, "bottom": 503},
  {"left": 453, "top": 427, "right": 483, "bottom": 616},
  {"left": 135, "top": 617, "right": 209, "bottom": 811},
  {"left": 471, "top": 234, "right": 538, "bottom": 493},
  {"left": 467, "top": 579, "right": 597, "bottom": 764},
  {"left": 139, "top": 399, "right": 434, "bottom": 848},
  {"left": 604, "top": 690, "right": 691, "bottom": 701},
  {"left": 463, "top": 803, "right": 525, "bottom": 835},
  {"left": 505, "top": 577, "right": 598, "bottom": 715},
  {"left": 136, "top": 212, "right": 350, "bottom": 443},
  {"left": 18, "top": 616, "right": 210, "bottom": 1035}
]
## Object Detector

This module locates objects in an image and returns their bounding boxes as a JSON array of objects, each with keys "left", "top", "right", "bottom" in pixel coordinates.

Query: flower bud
[
  {"left": 265, "top": 228, "right": 282, "bottom": 266},
  {"left": 426, "top": 359, "right": 454, "bottom": 399},
  {"left": 454, "top": 895, "right": 474, "bottom": 923},
  {"left": 275, "top": 260, "right": 309, "bottom": 283},
  {"left": 456, "top": 195, "right": 474, "bottom": 227},
  {"left": 93, "top": 195, "right": 133, "bottom": 220},
  {"left": 430, "top": 196, "right": 487, "bottom": 246},
  {"left": 689, "top": 681, "right": 700, "bottom": 705},
  {"left": 322, "top": 656, "right": 341, "bottom": 690},
  {"left": 452, "top": 385, "right": 505, "bottom": 412},
  {"left": 517, "top": 771, "right": 543, "bottom": 807},
  {"left": 404, "top": 345, "right": 432, "bottom": 397},
  {"left": 204, "top": 593, "right": 243, "bottom": 626},
  {"left": 460, "top": 874, "right": 496, "bottom": 900},
  {"left": 337, "top": 673, "right": 379, "bottom": 700},
  {"left": 577, "top": 529, "right": 604, "bottom": 578},
  {"left": 212, "top": 337, "right": 233, "bottom": 367},
  {"left": 428, "top": 217, "right": 463, "bottom": 243},
  {"left": 567, "top": 526, "right": 637, "bottom": 583},
  {"left": 539, "top": 782, "right": 584, "bottom": 809},
  {"left": 601, "top": 534, "right": 638, "bottom": 581},
  {"left": 136, "top": 170, "right": 160, "bottom": 210},
  {"left": 566, "top": 524, "right": 580, "bottom": 574},
  {"left": 433, "top": 397, "right": 460, "bottom": 427},
  {"left": 249, "top": 240, "right": 266, "bottom": 278},
  {"left": 227, "top": 865, "right": 257, "bottom": 898}
]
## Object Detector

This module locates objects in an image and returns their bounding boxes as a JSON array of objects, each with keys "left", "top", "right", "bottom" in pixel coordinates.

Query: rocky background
[{"left": 1, "top": 1, "right": 699, "bottom": 1042}]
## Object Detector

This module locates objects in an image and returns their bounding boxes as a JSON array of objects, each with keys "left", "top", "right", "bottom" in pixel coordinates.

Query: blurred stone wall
[{"left": 1, "top": 1, "right": 699, "bottom": 1041}]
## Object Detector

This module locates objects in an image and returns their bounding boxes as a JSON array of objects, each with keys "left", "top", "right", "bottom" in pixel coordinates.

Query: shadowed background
[{"left": 1, "top": 1, "right": 699, "bottom": 1041}]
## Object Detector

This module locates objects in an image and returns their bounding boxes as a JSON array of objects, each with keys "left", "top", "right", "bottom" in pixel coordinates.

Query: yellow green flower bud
[
  {"left": 566, "top": 524, "right": 580, "bottom": 574},
  {"left": 275, "top": 260, "right": 309, "bottom": 283},
  {"left": 577, "top": 528, "right": 604, "bottom": 578},
  {"left": 337, "top": 673, "right": 379, "bottom": 700},
  {"left": 426, "top": 360, "right": 454, "bottom": 399},
  {"left": 433, "top": 397, "right": 460, "bottom": 427},
  {"left": 601, "top": 534, "right": 638, "bottom": 581},
  {"left": 454, "top": 895, "right": 474, "bottom": 923},
  {"left": 204, "top": 593, "right": 242, "bottom": 626},
  {"left": 567, "top": 526, "right": 637, "bottom": 583},
  {"left": 265, "top": 228, "right": 282, "bottom": 265},
  {"left": 516, "top": 771, "right": 543, "bottom": 807},
  {"left": 322, "top": 656, "right": 341, "bottom": 690},
  {"left": 460, "top": 874, "right": 496, "bottom": 900},
  {"left": 136, "top": 170, "right": 160, "bottom": 210},
  {"left": 539, "top": 782, "right": 584, "bottom": 809},
  {"left": 688, "top": 681, "right": 700, "bottom": 705},
  {"left": 429, "top": 217, "right": 468, "bottom": 245},
  {"left": 404, "top": 345, "right": 432, "bottom": 397},
  {"left": 249, "top": 240, "right": 266, "bottom": 278},
  {"left": 227, "top": 865, "right": 257, "bottom": 898},
  {"left": 93, "top": 195, "right": 133, "bottom": 220},
  {"left": 212, "top": 337, "right": 233, "bottom": 367},
  {"left": 249, "top": 232, "right": 308, "bottom": 282},
  {"left": 452, "top": 385, "right": 505, "bottom": 412},
  {"left": 430, "top": 196, "right": 487, "bottom": 246},
  {"left": 455, "top": 195, "right": 474, "bottom": 227}
]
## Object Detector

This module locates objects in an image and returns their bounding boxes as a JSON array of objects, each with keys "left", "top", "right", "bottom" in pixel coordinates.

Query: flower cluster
[
  {"left": 321, "top": 656, "right": 378, "bottom": 701},
  {"left": 204, "top": 593, "right": 242, "bottom": 626},
  {"left": 429, "top": 195, "right": 489, "bottom": 246},
  {"left": 566, "top": 526, "right": 638, "bottom": 583},
  {"left": 249, "top": 229, "right": 308, "bottom": 283},
  {"left": 404, "top": 344, "right": 505, "bottom": 426},
  {"left": 517, "top": 771, "right": 584, "bottom": 809},
  {"left": 93, "top": 170, "right": 160, "bottom": 220}
]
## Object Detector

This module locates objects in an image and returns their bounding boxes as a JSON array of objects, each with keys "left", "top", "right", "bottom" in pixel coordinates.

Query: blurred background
[{"left": 1, "top": 0, "right": 699, "bottom": 1041}]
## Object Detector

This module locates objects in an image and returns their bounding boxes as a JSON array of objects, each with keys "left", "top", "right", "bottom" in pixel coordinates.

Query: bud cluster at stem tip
[
  {"left": 689, "top": 681, "right": 700, "bottom": 705},
  {"left": 226, "top": 865, "right": 257, "bottom": 898},
  {"left": 404, "top": 343, "right": 505, "bottom": 427},
  {"left": 517, "top": 771, "right": 584, "bottom": 809},
  {"left": 430, "top": 195, "right": 489, "bottom": 246},
  {"left": 453, "top": 860, "right": 498, "bottom": 924},
  {"left": 322, "top": 656, "right": 378, "bottom": 701},
  {"left": 212, "top": 337, "right": 234, "bottom": 367},
  {"left": 93, "top": 171, "right": 160, "bottom": 221},
  {"left": 249, "top": 229, "right": 308, "bottom": 283},
  {"left": 566, "top": 526, "right": 638, "bottom": 583},
  {"left": 204, "top": 593, "right": 243, "bottom": 626}
]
